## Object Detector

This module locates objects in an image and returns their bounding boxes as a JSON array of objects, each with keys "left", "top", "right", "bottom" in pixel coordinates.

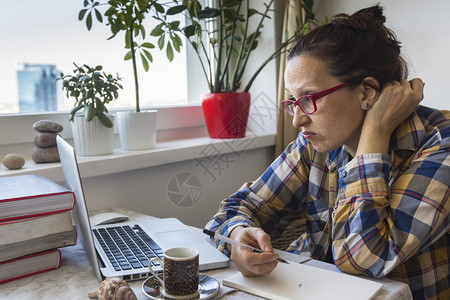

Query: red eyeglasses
[{"left": 282, "top": 82, "right": 350, "bottom": 116}]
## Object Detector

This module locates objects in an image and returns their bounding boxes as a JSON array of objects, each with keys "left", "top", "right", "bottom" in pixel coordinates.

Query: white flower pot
[
  {"left": 116, "top": 110, "right": 157, "bottom": 150},
  {"left": 70, "top": 114, "right": 115, "bottom": 156}
]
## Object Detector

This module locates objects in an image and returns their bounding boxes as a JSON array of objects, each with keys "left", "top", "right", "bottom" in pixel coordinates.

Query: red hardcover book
[
  {"left": 0, "top": 174, "right": 75, "bottom": 222},
  {"left": 0, "top": 249, "right": 61, "bottom": 284}
]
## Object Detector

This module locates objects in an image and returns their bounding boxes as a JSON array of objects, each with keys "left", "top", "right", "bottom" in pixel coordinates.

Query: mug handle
[{"left": 148, "top": 257, "right": 164, "bottom": 286}]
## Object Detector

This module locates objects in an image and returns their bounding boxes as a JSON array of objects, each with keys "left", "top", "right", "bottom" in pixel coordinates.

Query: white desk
[{"left": 0, "top": 210, "right": 412, "bottom": 300}]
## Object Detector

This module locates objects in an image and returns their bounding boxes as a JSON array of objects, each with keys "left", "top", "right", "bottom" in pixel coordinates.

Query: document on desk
[{"left": 223, "top": 260, "right": 383, "bottom": 300}]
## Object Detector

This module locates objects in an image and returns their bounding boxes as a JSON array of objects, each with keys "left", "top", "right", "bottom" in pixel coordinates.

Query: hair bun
[{"left": 332, "top": 4, "right": 386, "bottom": 31}]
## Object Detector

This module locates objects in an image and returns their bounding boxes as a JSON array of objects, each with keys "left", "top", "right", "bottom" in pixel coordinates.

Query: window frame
[{"left": 0, "top": 0, "right": 279, "bottom": 165}]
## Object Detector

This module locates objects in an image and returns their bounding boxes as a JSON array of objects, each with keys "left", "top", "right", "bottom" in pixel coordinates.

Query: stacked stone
[{"left": 32, "top": 120, "right": 63, "bottom": 163}]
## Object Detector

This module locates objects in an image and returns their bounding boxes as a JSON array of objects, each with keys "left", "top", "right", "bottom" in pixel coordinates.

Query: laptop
[{"left": 56, "top": 135, "right": 229, "bottom": 282}]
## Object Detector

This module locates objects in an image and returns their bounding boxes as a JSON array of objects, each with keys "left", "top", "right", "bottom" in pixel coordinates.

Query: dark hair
[{"left": 288, "top": 5, "right": 408, "bottom": 87}]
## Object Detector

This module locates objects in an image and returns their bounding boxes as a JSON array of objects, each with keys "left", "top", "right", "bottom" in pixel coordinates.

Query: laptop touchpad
[{"left": 155, "top": 229, "right": 205, "bottom": 248}]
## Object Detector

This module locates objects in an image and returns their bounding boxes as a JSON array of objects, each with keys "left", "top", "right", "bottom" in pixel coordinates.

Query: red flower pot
[{"left": 201, "top": 93, "right": 251, "bottom": 139}]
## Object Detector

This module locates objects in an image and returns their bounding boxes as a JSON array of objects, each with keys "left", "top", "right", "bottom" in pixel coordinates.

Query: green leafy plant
[
  {"left": 78, "top": 0, "right": 183, "bottom": 112},
  {"left": 57, "top": 63, "right": 123, "bottom": 128},
  {"left": 166, "top": 0, "right": 317, "bottom": 93},
  {"left": 78, "top": 0, "right": 317, "bottom": 99}
]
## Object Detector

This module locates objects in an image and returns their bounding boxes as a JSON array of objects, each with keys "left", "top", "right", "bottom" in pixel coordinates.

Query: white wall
[
  {"left": 61, "top": 146, "right": 273, "bottom": 228},
  {"left": 314, "top": 0, "right": 450, "bottom": 110}
]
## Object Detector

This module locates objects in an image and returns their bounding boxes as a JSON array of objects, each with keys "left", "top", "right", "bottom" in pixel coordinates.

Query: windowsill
[{"left": 0, "top": 132, "right": 276, "bottom": 182}]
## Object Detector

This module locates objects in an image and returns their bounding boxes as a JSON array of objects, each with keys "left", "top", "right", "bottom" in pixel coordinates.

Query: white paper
[{"left": 223, "top": 261, "right": 383, "bottom": 300}]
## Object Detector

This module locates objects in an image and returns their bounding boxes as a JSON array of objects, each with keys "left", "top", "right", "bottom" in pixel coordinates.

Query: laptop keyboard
[{"left": 93, "top": 224, "right": 164, "bottom": 271}]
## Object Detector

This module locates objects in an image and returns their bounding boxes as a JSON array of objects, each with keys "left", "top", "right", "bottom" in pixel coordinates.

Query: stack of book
[{"left": 0, "top": 174, "right": 77, "bottom": 284}]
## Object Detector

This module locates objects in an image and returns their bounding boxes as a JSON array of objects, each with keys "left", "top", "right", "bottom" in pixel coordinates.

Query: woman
[{"left": 205, "top": 5, "right": 449, "bottom": 300}]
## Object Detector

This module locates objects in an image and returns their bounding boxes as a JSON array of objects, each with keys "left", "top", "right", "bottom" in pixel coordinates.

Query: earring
[{"left": 364, "top": 103, "right": 370, "bottom": 110}]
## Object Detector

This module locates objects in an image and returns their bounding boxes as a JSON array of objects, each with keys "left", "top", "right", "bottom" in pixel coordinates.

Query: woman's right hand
[{"left": 229, "top": 226, "right": 279, "bottom": 277}]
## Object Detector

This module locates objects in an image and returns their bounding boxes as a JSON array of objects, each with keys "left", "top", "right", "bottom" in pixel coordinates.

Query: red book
[
  {"left": 0, "top": 249, "right": 61, "bottom": 284},
  {"left": 0, "top": 174, "right": 75, "bottom": 222}
]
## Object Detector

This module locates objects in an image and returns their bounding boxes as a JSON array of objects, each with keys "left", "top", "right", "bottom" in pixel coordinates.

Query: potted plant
[
  {"left": 79, "top": 0, "right": 317, "bottom": 139},
  {"left": 165, "top": 0, "right": 317, "bottom": 138},
  {"left": 78, "top": 0, "right": 182, "bottom": 150},
  {"left": 58, "top": 63, "right": 122, "bottom": 156}
]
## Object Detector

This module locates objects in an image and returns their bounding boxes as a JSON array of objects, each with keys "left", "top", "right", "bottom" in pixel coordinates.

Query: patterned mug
[{"left": 148, "top": 247, "right": 199, "bottom": 297}]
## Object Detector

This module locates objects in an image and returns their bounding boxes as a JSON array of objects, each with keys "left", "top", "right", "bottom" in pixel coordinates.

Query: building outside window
[{"left": 17, "top": 64, "right": 60, "bottom": 113}]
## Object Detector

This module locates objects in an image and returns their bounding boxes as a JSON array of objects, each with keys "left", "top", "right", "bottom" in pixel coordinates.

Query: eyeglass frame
[{"left": 282, "top": 82, "right": 350, "bottom": 116}]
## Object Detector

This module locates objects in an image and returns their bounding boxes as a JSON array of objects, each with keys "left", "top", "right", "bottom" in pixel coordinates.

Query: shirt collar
[{"left": 326, "top": 147, "right": 351, "bottom": 172}]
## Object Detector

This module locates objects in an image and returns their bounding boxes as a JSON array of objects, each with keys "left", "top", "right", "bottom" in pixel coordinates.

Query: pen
[{"left": 203, "top": 229, "right": 289, "bottom": 264}]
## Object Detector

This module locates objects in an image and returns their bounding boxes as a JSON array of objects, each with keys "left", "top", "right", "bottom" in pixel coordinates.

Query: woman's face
[{"left": 284, "top": 55, "right": 365, "bottom": 154}]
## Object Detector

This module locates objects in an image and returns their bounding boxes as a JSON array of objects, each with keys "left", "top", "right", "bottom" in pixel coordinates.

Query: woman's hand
[
  {"left": 229, "top": 226, "right": 278, "bottom": 277},
  {"left": 355, "top": 78, "right": 424, "bottom": 156}
]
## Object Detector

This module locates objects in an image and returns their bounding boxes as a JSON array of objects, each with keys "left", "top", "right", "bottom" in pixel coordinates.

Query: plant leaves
[
  {"left": 94, "top": 8, "right": 103, "bottom": 23},
  {"left": 171, "top": 34, "right": 182, "bottom": 52},
  {"left": 166, "top": 42, "right": 174, "bottom": 61},
  {"left": 78, "top": 9, "right": 87, "bottom": 21},
  {"left": 158, "top": 35, "right": 165, "bottom": 50},
  {"left": 169, "top": 20, "right": 180, "bottom": 30},
  {"left": 86, "top": 12, "right": 93, "bottom": 30},
  {"left": 97, "top": 111, "right": 113, "bottom": 128},
  {"left": 124, "top": 51, "right": 132, "bottom": 60},
  {"left": 154, "top": 3, "right": 165, "bottom": 13},
  {"left": 183, "top": 25, "right": 196, "bottom": 37},
  {"left": 141, "top": 53, "right": 149, "bottom": 71},
  {"left": 141, "top": 42, "right": 155, "bottom": 49},
  {"left": 125, "top": 30, "right": 131, "bottom": 48},
  {"left": 142, "top": 49, "right": 153, "bottom": 62},
  {"left": 223, "top": 0, "right": 240, "bottom": 7},
  {"left": 69, "top": 104, "right": 83, "bottom": 117},
  {"left": 166, "top": 5, "right": 186, "bottom": 15},
  {"left": 95, "top": 98, "right": 105, "bottom": 112},
  {"left": 197, "top": 8, "right": 220, "bottom": 19},
  {"left": 140, "top": 24, "right": 146, "bottom": 39},
  {"left": 85, "top": 102, "right": 95, "bottom": 121},
  {"left": 150, "top": 24, "right": 164, "bottom": 36}
]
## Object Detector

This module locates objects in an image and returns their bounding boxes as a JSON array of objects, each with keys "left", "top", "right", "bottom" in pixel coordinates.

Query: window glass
[{"left": 0, "top": 0, "right": 188, "bottom": 114}]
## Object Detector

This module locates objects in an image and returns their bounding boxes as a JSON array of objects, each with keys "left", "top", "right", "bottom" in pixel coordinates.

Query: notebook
[
  {"left": 56, "top": 135, "right": 229, "bottom": 282},
  {"left": 223, "top": 259, "right": 383, "bottom": 300}
]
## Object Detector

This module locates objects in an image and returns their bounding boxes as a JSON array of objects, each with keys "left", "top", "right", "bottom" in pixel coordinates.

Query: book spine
[
  {"left": 0, "top": 192, "right": 75, "bottom": 223},
  {"left": 0, "top": 206, "right": 75, "bottom": 223},
  {"left": 0, "top": 191, "right": 74, "bottom": 203},
  {"left": 0, "top": 249, "right": 61, "bottom": 284},
  {"left": 0, "top": 225, "right": 77, "bottom": 262},
  {"left": 0, "top": 211, "right": 75, "bottom": 252}
]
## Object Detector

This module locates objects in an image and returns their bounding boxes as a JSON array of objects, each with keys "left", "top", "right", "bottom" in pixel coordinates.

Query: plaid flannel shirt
[{"left": 205, "top": 105, "right": 449, "bottom": 300}]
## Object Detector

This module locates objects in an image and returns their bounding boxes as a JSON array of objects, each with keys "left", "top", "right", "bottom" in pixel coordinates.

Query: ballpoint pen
[{"left": 203, "top": 229, "right": 289, "bottom": 264}]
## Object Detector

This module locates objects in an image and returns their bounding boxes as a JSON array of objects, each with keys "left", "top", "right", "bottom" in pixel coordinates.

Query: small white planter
[
  {"left": 116, "top": 110, "right": 157, "bottom": 150},
  {"left": 70, "top": 114, "right": 115, "bottom": 156}
]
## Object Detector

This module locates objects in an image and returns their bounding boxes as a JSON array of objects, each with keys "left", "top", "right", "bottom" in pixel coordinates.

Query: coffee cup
[{"left": 148, "top": 247, "right": 199, "bottom": 298}]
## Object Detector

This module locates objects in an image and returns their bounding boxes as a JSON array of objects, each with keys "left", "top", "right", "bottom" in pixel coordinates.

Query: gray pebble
[
  {"left": 35, "top": 132, "right": 57, "bottom": 148},
  {"left": 32, "top": 146, "right": 60, "bottom": 163},
  {"left": 3, "top": 154, "right": 25, "bottom": 169},
  {"left": 33, "top": 120, "right": 63, "bottom": 133}
]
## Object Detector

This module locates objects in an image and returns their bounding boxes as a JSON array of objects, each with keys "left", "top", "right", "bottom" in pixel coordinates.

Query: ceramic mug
[{"left": 148, "top": 247, "right": 199, "bottom": 297}]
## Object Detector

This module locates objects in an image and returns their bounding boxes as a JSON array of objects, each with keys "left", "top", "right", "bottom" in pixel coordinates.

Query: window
[
  {"left": 0, "top": 0, "right": 277, "bottom": 148},
  {"left": 0, "top": 0, "right": 191, "bottom": 114}
]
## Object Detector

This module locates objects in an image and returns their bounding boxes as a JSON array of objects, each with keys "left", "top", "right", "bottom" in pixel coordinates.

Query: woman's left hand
[{"left": 356, "top": 78, "right": 424, "bottom": 156}]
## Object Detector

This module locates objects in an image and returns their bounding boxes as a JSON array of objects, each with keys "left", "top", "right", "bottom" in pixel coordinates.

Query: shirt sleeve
[
  {"left": 332, "top": 137, "right": 450, "bottom": 278},
  {"left": 204, "top": 136, "right": 312, "bottom": 255}
]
